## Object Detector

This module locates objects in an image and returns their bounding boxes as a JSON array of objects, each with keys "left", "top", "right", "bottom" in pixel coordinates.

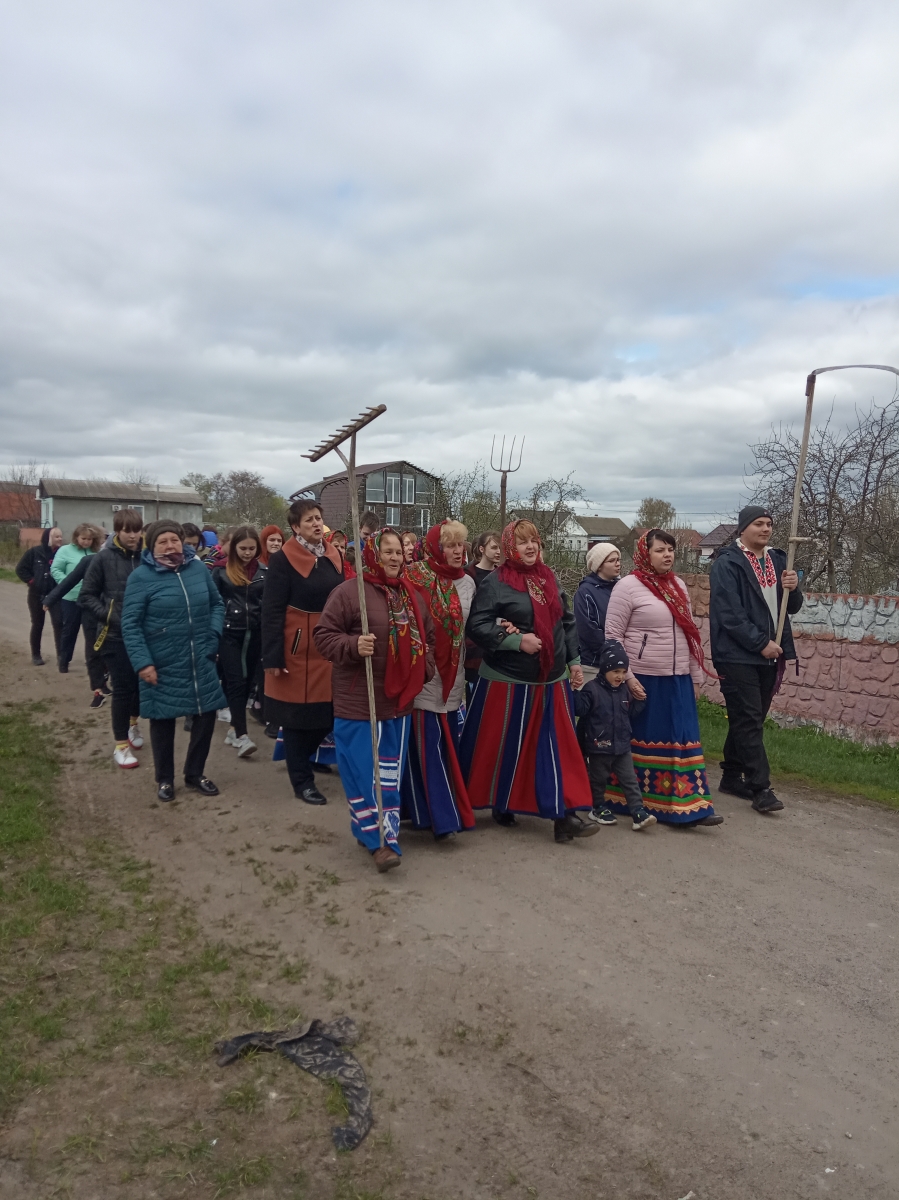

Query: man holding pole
[{"left": 709, "top": 506, "right": 803, "bottom": 815}]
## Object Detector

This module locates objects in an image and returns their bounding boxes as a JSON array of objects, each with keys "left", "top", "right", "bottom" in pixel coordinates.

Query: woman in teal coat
[{"left": 121, "top": 520, "right": 227, "bottom": 802}]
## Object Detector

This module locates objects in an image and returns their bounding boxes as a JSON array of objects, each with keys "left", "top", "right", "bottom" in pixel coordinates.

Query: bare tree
[
  {"left": 181, "top": 471, "right": 289, "bottom": 531},
  {"left": 750, "top": 395, "right": 899, "bottom": 593},
  {"left": 119, "top": 466, "right": 157, "bottom": 486},
  {"left": 434, "top": 461, "right": 502, "bottom": 533}
]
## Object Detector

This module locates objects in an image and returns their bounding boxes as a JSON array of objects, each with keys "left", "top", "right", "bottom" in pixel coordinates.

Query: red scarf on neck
[
  {"left": 496, "top": 521, "right": 562, "bottom": 681},
  {"left": 362, "top": 530, "right": 427, "bottom": 710},
  {"left": 406, "top": 521, "right": 465, "bottom": 703},
  {"left": 631, "top": 533, "right": 713, "bottom": 676}
]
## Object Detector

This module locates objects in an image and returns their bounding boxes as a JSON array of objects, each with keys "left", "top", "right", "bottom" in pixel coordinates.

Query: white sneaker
[
  {"left": 113, "top": 745, "right": 139, "bottom": 769},
  {"left": 217, "top": 708, "right": 232, "bottom": 723},
  {"left": 224, "top": 728, "right": 238, "bottom": 746},
  {"left": 234, "top": 733, "right": 257, "bottom": 758},
  {"left": 128, "top": 723, "right": 143, "bottom": 749}
]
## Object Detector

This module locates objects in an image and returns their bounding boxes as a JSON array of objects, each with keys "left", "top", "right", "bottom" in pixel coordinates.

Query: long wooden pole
[
  {"left": 775, "top": 373, "right": 816, "bottom": 645},
  {"left": 334, "top": 434, "right": 385, "bottom": 850}
]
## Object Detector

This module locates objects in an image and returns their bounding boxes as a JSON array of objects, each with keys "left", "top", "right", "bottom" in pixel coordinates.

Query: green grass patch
[
  {"left": 0, "top": 566, "right": 23, "bottom": 584},
  {"left": 698, "top": 696, "right": 899, "bottom": 808},
  {"left": 0, "top": 701, "right": 398, "bottom": 1197}
]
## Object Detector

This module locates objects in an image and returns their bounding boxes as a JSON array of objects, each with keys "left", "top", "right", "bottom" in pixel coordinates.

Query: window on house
[
  {"left": 385, "top": 473, "right": 401, "bottom": 504},
  {"left": 402, "top": 474, "right": 415, "bottom": 504},
  {"left": 416, "top": 475, "right": 434, "bottom": 503},
  {"left": 386, "top": 506, "right": 400, "bottom": 527},
  {"left": 365, "top": 471, "right": 385, "bottom": 503},
  {"left": 418, "top": 508, "right": 430, "bottom": 531}
]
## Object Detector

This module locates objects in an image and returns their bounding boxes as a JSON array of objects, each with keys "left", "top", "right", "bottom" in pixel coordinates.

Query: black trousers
[
  {"left": 281, "top": 726, "right": 332, "bottom": 794},
  {"left": 149, "top": 709, "right": 217, "bottom": 785},
  {"left": 218, "top": 627, "right": 261, "bottom": 738},
  {"left": 80, "top": 610, "right": 107, "bottom": 691},
  {"left": 587, "top": 751, "right": 644, "bottom": 816},
  {"left": 102, "top": 639, "right": 141, "bottom": 742},
  {"left": 27, "top": 587, "right": 61, "bottom": 658},
  {"left": 716, "top": 662, "right": 778, "bottom": 792},
  {"left": 59, "top": 599, "right": 82, "bottom": 664}
]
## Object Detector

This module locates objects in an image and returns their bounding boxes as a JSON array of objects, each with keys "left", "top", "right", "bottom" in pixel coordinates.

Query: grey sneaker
[{"left": 590, "top": 808, "right": 618, "bottom": 826}]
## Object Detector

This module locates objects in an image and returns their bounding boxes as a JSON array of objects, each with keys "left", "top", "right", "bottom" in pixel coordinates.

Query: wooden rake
[{"left": 305, "top": 404, "right": 388, "bottom": 848}]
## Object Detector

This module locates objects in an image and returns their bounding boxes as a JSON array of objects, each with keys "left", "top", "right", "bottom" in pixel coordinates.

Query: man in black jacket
[
  {"left": 80, "top": 509, "right": 145, "bottom": 768},
  {"left": 16, "top": 526, "right": 64, "bottom": 664},
  {"left": 709, "top": 505, "right": 803, "bottom": 814}
]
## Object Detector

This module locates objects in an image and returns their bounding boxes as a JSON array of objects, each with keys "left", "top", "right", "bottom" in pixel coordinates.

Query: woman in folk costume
[
  {"left": 261, "top": 499, "right": 345, "bottom": 805},
  {"left": 401, "top": 520, "right": 477, "bottom": 840},
  {"left": 314, "top": 529, "right": 436, "bottom": 872},
  {"left": 459, "top": 520, "right": 597, "bottom": 844},
  {"left": 603, "top": 529, "right": 722, "bottom": 827}
]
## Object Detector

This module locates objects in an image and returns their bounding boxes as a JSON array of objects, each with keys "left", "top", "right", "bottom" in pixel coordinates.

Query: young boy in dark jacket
[{"left": 574, "top": 640, "right": 657, "bottom": 831}]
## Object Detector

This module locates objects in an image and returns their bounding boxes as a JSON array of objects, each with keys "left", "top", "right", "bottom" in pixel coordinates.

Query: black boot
[
  {"left": 57, "top": 656, "right": 68, "bottom": 674},
  {"left": 554, "top": 818, "right": 574, "bottom": 843}
]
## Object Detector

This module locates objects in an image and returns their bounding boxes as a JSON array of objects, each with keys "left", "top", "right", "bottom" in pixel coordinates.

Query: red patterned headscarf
[
  {"left": 406, "top": 521, "right": 466, "bottom": 703},
  {"left": 631, "top": 532, "right": 712, "bottom": 675},
  {"left": 362, "top": 529, "right": 427, "bottom": 709},
  {"left": 497, "top": 521, "right": 562, "bottom": 681}
]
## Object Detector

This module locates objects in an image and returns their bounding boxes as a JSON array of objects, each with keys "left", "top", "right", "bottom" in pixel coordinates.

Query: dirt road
[{"left": 2, "top": 578, "right": 898, "bottom": 1199}]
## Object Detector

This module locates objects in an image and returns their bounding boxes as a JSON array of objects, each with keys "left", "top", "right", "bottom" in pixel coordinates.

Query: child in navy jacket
[{"left": 574, "top": 640, "right": 657, "bottom": 831}]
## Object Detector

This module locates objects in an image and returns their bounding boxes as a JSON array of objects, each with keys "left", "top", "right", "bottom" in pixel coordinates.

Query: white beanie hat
[{"left": 586, "top": 542, "right": 620, "bottom": 574}]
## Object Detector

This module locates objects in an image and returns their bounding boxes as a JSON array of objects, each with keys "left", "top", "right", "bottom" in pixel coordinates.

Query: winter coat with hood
[
  {"left": 121, "top": 546, "right": 226, "bottom": 720},
  {"left": 573, "top": 573, "right": 617, "bottom": 667},
  {"left": 16, "top": 530, "right": 60, "bottom": 599},
  {"left": 709, "top": 542, "right": 803, "bottom": 665},
  {"left": 604, "top": 574, "right": 703, "bottom": 685},
  {"left": 79, "top": 537, "right": 144, "bottom": 644},
  {"left": 574, "top": 672, "right": 645, "bottom": 756}
]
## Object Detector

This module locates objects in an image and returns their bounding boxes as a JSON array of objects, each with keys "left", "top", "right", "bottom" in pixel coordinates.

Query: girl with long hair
[{"left": 213, "top": 525, "right": 264, "bottom": 757}]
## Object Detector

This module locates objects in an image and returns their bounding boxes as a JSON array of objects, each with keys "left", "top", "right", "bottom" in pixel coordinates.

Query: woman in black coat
[
  {"left": 213, "top": 526, "right": 265, "bottom": 758},
  {"left": 16, "top": 527, "right": 64, "bottom": 665}
]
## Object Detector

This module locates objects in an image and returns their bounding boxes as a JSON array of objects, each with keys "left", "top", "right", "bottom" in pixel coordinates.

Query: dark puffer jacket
[
  {"left": 710, "top": 543, "right": 803, "bottom": 665},
  {"left": 573, "top": 674, "right": 644, "bottom": 756},
  {"left": 573, "top": 573, "right": 617, "bottom": 667},
  {"left": 465, "top": 570, "right": 579, "bottom": 684},
  {"left": 121, "top": 548, "right": 226, "bottom": 719},
  {"left": 16, "top": 535, "right": 58, "bottom": 599},
  {"left": 79, "top": 539, "right": 143, "bottom": 644},
  {"left": 212, "top": 565, "right": 264, "bottom": 631}
]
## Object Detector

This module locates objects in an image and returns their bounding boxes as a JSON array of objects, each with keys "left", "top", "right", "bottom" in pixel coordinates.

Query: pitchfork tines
[{"left": 490, "top": 435, "right": 524, "bottom": 476}]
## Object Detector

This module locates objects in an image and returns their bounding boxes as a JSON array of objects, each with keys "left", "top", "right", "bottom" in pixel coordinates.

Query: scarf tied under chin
[
  {"left": 405, "top": 521, "right": 466, "bottom": 703},
  {"left": 361, "top": 530, "right": 427, "bottom": 710}
]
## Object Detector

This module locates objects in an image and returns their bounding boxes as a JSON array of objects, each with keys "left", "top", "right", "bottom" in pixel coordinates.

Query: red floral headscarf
[
  {"left": 406, "top": 521, "right": 466, "bottom": 703},
  {"left": 631, "top": 532, "right": 712, "bottom": 675},
  {"left": 496, "top": 521, "right": 562, "bottom": 681},
  {"left": 362, "top": 529, "right": 427, "bottom": 709}
]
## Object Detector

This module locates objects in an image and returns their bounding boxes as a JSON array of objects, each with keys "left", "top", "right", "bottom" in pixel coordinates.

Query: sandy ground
[{"left": 2, "top": 577, "right": 898, "bottom": 1200}]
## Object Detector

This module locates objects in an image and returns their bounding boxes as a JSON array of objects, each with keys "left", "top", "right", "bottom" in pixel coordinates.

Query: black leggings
[
  {"left": 218, "top": 627, "right": 261, "bottom": 738},
  {"left": 281, "top": 726, "right": 332, "bottom": 794},
  {"left": 149, "top": 710, "right": 217, "bottom": 785},
  {"left": 59, "top": 601, "right": 105, "bottom": 689},
  {"left": 102, "top": 640, "right": 141, "bottom": 742},
  {"left": 27, "top": 587, "right": 61, "bottom": 658}
]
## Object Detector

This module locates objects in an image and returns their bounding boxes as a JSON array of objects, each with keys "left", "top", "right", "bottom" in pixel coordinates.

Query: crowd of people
[{"left": 15, "top": 499, "right": 802, "bottom": 871}]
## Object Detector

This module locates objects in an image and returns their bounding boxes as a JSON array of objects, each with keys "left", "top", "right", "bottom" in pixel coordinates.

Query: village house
[
  {"left": 291, "top": 461, "right": 440, "bottom": 535},
  {"left": 38, "top": 479, "right": 203, "bottom": 539}
]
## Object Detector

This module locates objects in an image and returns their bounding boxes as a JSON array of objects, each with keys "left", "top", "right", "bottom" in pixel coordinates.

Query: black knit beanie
[
  {"left": 737, "top": 505, "right": 773, "bottom": 535},
  {"left": 599, "top": 639, "right": 630, "bottom": 674},
  {"left": 143, "top": 519, "right": 184, "bottom": 553}
]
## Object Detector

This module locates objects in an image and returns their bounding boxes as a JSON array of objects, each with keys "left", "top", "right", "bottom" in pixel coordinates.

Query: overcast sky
[{"left": 2, "top": 0, "right": 899, "bottom": 529}]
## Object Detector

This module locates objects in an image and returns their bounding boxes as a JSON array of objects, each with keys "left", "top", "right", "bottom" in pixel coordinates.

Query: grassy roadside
[
  {"left": 698, "top": 697, "right": 899, "bottom": 809},
  {"left": 0, "top": 701, "right": 399, "bottom": 1199},
  {"left": 0, "top": 567, "right": 22, "bottom": 583}
]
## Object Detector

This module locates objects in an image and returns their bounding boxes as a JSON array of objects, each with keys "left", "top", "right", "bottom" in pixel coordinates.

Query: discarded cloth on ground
[{"left": 215, "top": 1016, "right": 372, "bottom": 1150}]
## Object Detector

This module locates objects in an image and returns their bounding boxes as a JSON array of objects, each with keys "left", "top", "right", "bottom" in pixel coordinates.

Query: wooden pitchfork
[
  {"left": 305, "top": 404, "right": 388, "bottom": 848},
  {"left": 774, "top": 364, "right": 899, "bottom": 645}
]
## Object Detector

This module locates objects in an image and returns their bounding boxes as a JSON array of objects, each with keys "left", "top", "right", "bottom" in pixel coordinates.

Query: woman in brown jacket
[
  {"left": 314, "top": 528, "right": 435, "bottom": 872},
  {"left": 262, "top": 499, "right": 345, "bottom": 804}
]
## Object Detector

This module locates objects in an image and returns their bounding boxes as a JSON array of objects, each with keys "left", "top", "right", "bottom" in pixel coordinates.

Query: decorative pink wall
[{"left": 683, "top": 575, "right": 899, "bottom": 745}]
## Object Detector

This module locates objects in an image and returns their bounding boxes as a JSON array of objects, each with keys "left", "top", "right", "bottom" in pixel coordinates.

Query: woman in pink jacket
[{"left": 604, "top": 529, "right": 721, "bottom": 827}]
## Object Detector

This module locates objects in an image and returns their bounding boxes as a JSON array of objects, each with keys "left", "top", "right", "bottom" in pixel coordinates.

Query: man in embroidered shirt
[{"left": 709, "top": 505, "right": 802, "bottom": 815}]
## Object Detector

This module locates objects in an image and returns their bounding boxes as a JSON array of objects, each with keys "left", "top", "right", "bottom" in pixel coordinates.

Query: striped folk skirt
[
  {"left": 459, "top": 678, "right": 592, "bottom": 819},
  {"left": 333, "top": 715, "right": 411, "bottom": 854},
  {"left": 605, "top": 673, "right": 715, "bottom": 824},
  {"left": 401, "top": 710, "right": 476, "bottom": 837}
]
